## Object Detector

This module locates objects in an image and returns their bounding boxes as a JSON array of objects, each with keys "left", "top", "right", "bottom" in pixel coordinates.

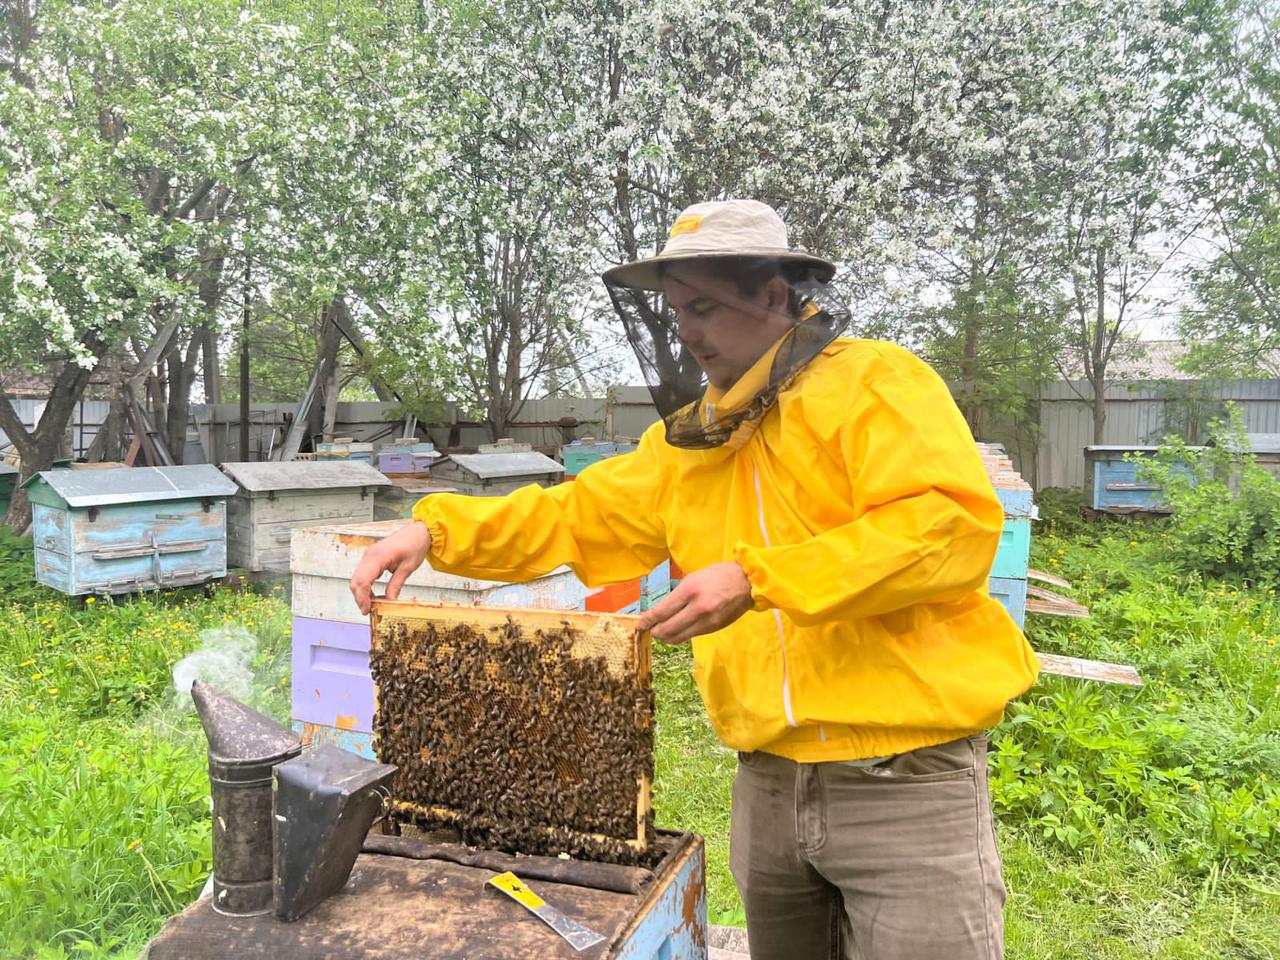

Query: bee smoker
[{"left": 191, "top": 680, "right": 302, "bottom": 916}]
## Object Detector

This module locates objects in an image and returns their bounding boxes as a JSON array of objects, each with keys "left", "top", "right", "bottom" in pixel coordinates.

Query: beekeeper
[{"left": 351, "top": 199, "right": 1038, "bottom": 960}]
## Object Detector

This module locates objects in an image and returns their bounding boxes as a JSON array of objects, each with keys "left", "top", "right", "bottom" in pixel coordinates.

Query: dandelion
[
  {"left": 18, "top": 658, "right": 34, "bottom": 668},
  {"left": 47, "top": 687, "right": 58, "bottom": 695},
  {"left": 30, "top": 672, "right": 43, "bottom": 680},
  {"left": 128, "top": 839, "right": 143, "bottom": 852},
  {"left": 86, "top": 596, "right": 96, "bottom": 605},
  {"left": 1190, "top": 784, "right": 1201, "bottom": 793}
]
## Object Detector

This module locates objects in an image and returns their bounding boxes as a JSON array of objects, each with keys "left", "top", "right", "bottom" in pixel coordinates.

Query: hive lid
[
  {"left": 0, "top": 462, "right": 17, "bottom": 476},
  {"left": 22, "top": 464, "right": 237, "bottom": 507},
  {"left": 1245, "top": 433, "right": 1280, "bottom": 454},
  {"left": 439, "top": 451, "right": 565, "bottom": 479},
  {"left": 221, "top": 460, "right": 392, "bottom": 492}
]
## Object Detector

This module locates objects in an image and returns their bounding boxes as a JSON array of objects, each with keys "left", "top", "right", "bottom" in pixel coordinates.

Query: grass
[
  {"left": 651, "top": 516, "right": 1280, "bottom": 956},
  {"left": 1, "top": 519, "right": 1279, "bottom": 957},
  {"left": 0, "top": 534, "right": 290, "bottom": 959}
]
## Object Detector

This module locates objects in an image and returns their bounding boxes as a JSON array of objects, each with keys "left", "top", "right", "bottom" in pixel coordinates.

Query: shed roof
[
  {"left": 0, "top": 462, "right": 17, "bottom": 476},
  {"left": 23, "top": 464, "right": 237, "bottom": 507},
  {"left": 1245, "top": 433, "right": 1280, "bottom": 454},
  {"left": 439, "top": 452, "right": 565, "bottom": 479},
  {"left": 221, "top": 460, "right": 391, "bottom": 492}
]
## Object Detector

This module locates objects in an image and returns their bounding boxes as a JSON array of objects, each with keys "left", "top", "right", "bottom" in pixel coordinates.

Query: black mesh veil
[{"left": 605, "top": 258, "right": 850, "bottom": 448}]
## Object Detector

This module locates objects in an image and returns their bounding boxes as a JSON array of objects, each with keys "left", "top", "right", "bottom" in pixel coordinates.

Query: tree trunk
[
  {"left": 0, "top": 359, "right": 100, "bottom": 530},
  {"left": 1090, "top": 245, "right": 1108, "bottom": 444},
  {"left": 164, "top": 334, "right": 202, "bottom": 462},
  {"left": 308, "top": 303, "right": 343, "bottom": 447}
]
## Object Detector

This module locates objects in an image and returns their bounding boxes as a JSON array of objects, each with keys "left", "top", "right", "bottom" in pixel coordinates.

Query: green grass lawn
[{"left": 1, "top": 520, "right": 1279, "bottom": 958}]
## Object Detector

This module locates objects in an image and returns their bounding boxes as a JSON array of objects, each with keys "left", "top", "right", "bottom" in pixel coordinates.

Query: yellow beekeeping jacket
[{"left": 413, "top": 338, "right": 1039, "bottom": 762}]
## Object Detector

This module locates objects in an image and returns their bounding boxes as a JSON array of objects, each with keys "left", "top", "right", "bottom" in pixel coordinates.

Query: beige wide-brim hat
[{"left": 602, "top": 198, "right": 837, "bottom": 291}]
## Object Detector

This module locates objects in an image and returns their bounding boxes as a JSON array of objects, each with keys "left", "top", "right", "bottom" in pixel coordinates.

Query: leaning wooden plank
[
  {"left": 1027, "top": 568, "right": 1073, "bottom": 589},
  {"left": 1035, "top": 652, "right": 1143, "bottom": 686},
  {"left": 1026, "top": 585, "right": 1090, "bottom": 618}
]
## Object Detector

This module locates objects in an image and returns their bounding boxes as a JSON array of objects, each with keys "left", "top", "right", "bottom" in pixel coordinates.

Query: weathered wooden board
[
  {"left": 227, "top": 489, "right": 377, "bottom": 571},
  {"left": 289, "top": 522, "right": 589, "bottom": 625},
  {"left": 1028, "top": 567, "right": 1073, "bottom": 589},
  {"left": 1035, "top": 652, "right": 1143, "bottom": 687},
  {"left": 1026, "top": 584, "right": 1090, "bottom": 618}
]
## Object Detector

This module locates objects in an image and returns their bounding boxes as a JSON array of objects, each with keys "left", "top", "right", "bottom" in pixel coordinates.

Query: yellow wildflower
[
  {"left": 18, "top": 658, "right": 34, "bottom": 668},
  {"left": 85, "top": 596, "right": 96, "bottom": 604},
  {"left": 47, "top": 687, "right": 58, "bottom": 695},
  {"left": 127, "top": 839, "right": 143, "bottom": 852},
  {"left": 30, "top": 672, "right": 43, "bottom": 680}
]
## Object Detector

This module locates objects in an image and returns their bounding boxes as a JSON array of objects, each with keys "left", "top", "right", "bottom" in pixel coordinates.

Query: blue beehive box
[
  {"left": 561, "top": 438, "right": 638, "bottom": 478},
  {"left": 991, "top": 516, "right": 1032, "bottom": 579},
  {"left": 1084, "top": 446, "right": 1200, "bottom": 514},
  {"left": 988, "top": 575, "right": 1029, "bottom": 628},
  {"left": 977, "top": 442, "right": 1034, "bottom": 625},
  {"left": 25, "top": 465, "right": 237, "bottom": 595}
]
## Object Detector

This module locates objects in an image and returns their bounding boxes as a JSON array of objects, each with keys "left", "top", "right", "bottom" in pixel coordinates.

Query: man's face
[{"left": 662, "top": 262, "right": 794, "bottom": 390}]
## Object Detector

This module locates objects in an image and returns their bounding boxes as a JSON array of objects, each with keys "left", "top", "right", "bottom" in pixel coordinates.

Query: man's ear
[{"left": 765, "top": 276, "right": 791, "bottom": 316}]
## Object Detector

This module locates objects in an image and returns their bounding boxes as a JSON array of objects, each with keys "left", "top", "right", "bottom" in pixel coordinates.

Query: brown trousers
[{"left": 729, "top": 735, "right": 1006, "bottom": 960}]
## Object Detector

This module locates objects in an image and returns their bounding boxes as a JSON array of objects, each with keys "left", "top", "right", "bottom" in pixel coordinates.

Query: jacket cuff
[
  {"left": 732, "top": 542, "right": 774, "bottom": 612},
  {"left": 410, "top": 500, "right": 447, "bottom": 559}
]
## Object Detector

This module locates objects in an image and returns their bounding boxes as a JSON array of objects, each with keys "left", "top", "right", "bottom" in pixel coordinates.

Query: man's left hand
[{"left": 637, "top": 561, "right": 754, "bottom": 645}]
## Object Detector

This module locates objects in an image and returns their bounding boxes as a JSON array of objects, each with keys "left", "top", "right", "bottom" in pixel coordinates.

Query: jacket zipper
[{"left": 751, "top": 463, "right": 797, "bottom": 728}]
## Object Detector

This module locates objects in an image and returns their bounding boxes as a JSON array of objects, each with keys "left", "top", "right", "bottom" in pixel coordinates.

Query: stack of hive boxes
[
  {"left": 559, "top": 438, "right": 669, "bottom": 613},
  {"left": 977, "top": 443, "right": 1034, "bottom": 628},
  {"left": 376, "top": 438, "right": 438, "bottom": 477},
  {"left": 289, "top": 519, "right": 591, "bottom": 758},
  {"left": 315, "top": 438, "right": 374, "bottom": 464},
  {"left": 560, "top": 437, "right": 638, "bottom": 479}
]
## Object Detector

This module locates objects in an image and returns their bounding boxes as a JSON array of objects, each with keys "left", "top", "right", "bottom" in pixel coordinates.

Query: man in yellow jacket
[{"left": 351, "top": 199, "right": 1038, "bottom": 960}]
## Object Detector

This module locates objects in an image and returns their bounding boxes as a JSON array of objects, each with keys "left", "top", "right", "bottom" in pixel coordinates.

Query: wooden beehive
[
  {"left": 369, "top": 601, "right": 655, "bottom": 865},
  {"left": 220, "top": 460, "right": 390, "bottom": 571},
  {"left": 25, "top": 465, "right": 237, "bottom": 595}
]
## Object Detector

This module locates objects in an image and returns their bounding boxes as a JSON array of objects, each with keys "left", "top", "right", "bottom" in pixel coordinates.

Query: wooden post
[{"left": 240, "top": 262, "right": 251, "bottom": 461}]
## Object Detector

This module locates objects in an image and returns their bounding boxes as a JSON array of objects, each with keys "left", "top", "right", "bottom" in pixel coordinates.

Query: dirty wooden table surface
[{"left": 144, "top": 833, "right": 704, "bottom": 960}]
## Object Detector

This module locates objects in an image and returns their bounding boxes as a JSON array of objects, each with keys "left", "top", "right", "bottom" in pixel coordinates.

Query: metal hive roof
[
  {"left": 220, "top": 460, "right": 391, "bottom": 492},
  {"left": 437, "top": 451, "right": 565, "bottom": 479},
  {"left": 23, "top": 464, "right": 237, "bottom": 507}
]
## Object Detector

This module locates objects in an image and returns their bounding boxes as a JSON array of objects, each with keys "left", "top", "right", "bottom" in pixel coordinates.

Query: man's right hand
[{"left": 349, "top": 520, "right": 433, "bottom": 615}]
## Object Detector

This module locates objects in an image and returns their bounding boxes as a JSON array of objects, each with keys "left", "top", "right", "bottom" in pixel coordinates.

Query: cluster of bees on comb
[{"left": 371, "top": 615, "right": 659, "bottom": 866}]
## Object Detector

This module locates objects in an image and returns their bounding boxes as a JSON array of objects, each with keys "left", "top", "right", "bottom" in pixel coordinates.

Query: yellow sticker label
[
  {"left": 488, "top": 871, "right": 546, "bottom": 910},
  {"left": 668, "top": 214, "right": 703, "bottom": 238}
]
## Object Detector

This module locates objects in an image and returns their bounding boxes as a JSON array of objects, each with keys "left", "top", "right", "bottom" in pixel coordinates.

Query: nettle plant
[{"left": 1138, "top": 408, "right": 1280, "bottom": 586}]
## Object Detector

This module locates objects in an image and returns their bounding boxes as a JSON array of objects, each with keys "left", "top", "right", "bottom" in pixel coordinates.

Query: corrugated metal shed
[
  {"left": 22, "top": 464, "right": 236, "bottom": 507},
  {"left": 220, "top": 460, "right": 390, "bottom": 492}
]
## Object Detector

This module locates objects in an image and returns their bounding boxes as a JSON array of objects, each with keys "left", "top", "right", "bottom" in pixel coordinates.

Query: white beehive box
[
  {"left": 288, "top": 519, "right": 591, "bottom": 749},
  {"left": 221, "top": 461, "right": 391, "bottom": 571}
]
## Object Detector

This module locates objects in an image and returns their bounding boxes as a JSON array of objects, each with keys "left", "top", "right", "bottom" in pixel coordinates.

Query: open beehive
[{"left": 369, "top": 601, "right": 655, "bottom": 865}]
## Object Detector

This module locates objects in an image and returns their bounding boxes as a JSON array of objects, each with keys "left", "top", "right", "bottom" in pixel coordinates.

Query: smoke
[{"left": 172, "top": 625, "right": 259, "bottom": 705}]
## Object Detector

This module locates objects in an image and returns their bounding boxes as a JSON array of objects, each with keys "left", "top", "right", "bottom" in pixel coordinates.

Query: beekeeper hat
[{"left": 602, "top": 199, "right": 836, "bottom": 291}]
